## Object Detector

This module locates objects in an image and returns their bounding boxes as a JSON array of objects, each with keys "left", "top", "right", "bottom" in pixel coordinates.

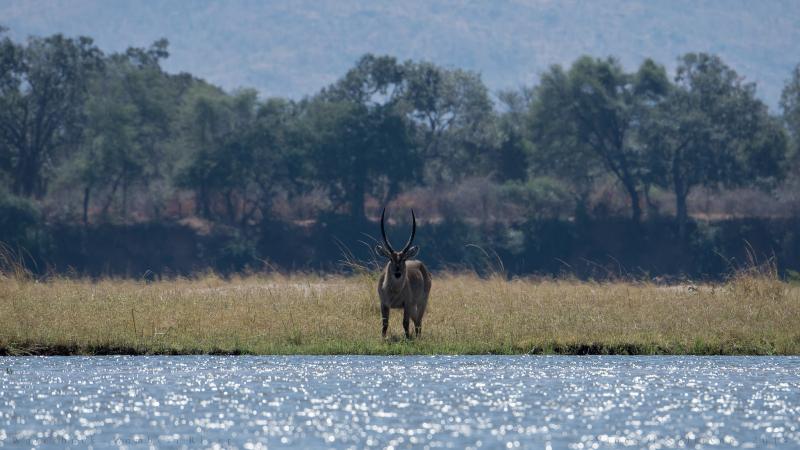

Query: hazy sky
[{"left": 2, "top": 0, "right": 798, "bottom": 109}]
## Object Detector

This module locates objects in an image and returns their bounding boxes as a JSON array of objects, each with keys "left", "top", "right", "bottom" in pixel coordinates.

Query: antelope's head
[{"left": 375, "top": 208, "right": 419, "bottom": 280}]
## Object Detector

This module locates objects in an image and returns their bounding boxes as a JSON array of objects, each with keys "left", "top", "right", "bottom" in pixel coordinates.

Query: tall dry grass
[{"left": 1, "top": 268, "right": 798, "bottom": 355}]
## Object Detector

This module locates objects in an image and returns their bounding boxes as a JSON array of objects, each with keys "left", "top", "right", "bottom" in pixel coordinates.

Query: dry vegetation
[{"left": 1, "top": 269, "right": 798, "bottom": 356}]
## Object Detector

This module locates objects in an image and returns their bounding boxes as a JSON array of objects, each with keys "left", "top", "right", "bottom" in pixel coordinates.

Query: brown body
[
  {"left": 377, "top": 259, "right": 432, "bottom": 338},
  {"left": 375, "top": 208, "right": 432, "bottom": 338}
]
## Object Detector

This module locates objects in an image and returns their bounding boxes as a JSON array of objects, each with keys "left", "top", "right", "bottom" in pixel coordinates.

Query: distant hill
[{"left": 2, "top": 0, "right": 799, "bottom": 108}]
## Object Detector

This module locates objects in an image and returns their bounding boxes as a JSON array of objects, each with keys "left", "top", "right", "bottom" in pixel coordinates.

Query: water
[{"left": 1, "top": 356, "right": 799, "bottom": 449}]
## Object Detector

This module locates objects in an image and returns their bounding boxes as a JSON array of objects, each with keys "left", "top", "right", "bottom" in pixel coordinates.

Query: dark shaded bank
[
  {"left": 3, "top": 215, "right": 800, "bottom": 280},
  {"left": 0, "top": 340, "right": 793, "bottom": 356}
]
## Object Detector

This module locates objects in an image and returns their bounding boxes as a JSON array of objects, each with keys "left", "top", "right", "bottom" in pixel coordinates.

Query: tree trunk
[
  {"left": 676, "top": 189, "right": 689, "bottom": 240},
  {"left": 630, "top": 188, "right": 642, "bottom": 225},
  {"left": 351, "top": 174, "right": 366, "bottom": 223},
  {"left": 13, "top": 148, "right": 39, "bottom": 197},
  {"left": 382, "top": 178, "right": 399, "bottom": 207},
  {"left": 643, "top": 183, "right": 659, "bottom": 218},
  {"left": 122, "top": 179, "right": 128, "bottom": 222},
  {"left": 197, "top": 186, "right": 210, "bottom": 218},
  {"left": 101, "top": 175, "right": 122, "bottom": 217},
  {"left": 612, "top": 148, "right": 641, "bottom": 225},
  {"left": 574, "top": 193, "right": 590, "bottom": 224},
  {"left": 225, "top": 189, "right": 237, "bottom": 225},
  {"left": 83, "top": 186, "right": 91, "bottom": 226},
  {"left": 672, "top": 153, "right": 690, "bottom": 240},
  {"left": 621, "top": 177, "right": 642, "bottom": 225}
]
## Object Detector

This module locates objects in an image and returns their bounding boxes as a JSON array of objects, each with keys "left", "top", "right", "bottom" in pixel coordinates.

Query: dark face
[
  {"left": 389, "top": 253, "right": 405, "bottom": 279},
  {"left": 375, "top": 244, "right": 420, "bottom": 279}
]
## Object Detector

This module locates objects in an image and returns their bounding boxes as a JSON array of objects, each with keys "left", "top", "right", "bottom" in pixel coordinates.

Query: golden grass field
[{"left": 1, "top": 271, "right": 798, "bottom": 355}]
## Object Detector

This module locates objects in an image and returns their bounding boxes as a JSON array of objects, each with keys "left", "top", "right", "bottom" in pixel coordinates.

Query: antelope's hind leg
[
  {"left": 381, "top": 304, "right": 390, "bottom": 338},
  {"left": 412, "top": 307, "right": 422, "bottom": 337},
  {"left": 402, "top": 305, "right": 412, "bottom": 339},
  {"left": 414, "top": 301, "right": 427, "bottom": 338}
]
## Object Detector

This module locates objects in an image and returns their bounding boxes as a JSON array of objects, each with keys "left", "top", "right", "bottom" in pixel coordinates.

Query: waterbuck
[{"left": 374, "top": 208, "right": 432, "bottom": 339}]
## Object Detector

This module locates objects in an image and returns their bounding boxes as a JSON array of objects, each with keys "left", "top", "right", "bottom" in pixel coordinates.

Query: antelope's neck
[{"left": 382, "top": 265, "right": 408, "bottom": 293}]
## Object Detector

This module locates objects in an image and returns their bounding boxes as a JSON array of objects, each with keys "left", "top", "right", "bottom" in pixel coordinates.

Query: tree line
[{"left": 1, "top": 29, "right": 799, "bottom": 248}]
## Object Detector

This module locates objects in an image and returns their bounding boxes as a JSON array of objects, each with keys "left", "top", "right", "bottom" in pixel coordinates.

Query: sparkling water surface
[{"left": 1, "top": 356, "right": 799, "bottom": 449}]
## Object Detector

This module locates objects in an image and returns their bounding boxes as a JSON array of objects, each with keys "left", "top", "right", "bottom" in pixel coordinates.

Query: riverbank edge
[{"left": 1, "top": 341, "right": 794, "bottom": 356}]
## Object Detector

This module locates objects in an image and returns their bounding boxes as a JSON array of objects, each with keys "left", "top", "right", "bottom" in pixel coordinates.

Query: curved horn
[
  {"left": 380, "top": 207, "right": 395, "bottom": 253},
  {"left": 401, "top": 209, "right": 416, "bottom": 253}
]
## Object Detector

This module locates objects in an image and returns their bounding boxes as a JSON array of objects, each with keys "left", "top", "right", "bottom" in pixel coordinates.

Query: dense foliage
[{"left": 0, "top": 29, "right": 798, "bottom": 277}]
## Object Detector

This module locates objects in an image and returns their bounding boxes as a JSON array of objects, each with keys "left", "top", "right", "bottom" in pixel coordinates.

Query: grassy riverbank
[{"left": 1, "top": 272, "right": 798, "bottom": 355}]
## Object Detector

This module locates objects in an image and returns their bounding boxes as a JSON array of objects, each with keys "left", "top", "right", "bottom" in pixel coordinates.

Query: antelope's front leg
[
  {"left": 381, "top": 304, "right": 390, "bottom": 338},
  {"left": 402, "top": 305, "right": 412, "bottom": 339}
]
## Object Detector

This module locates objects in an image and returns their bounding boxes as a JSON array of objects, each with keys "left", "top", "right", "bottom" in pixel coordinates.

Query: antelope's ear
[
  {"left": 374, "top": 244, "right": 391, "bottom": 259},
  {"left": 403, "top": 245, "right": 419, "bottom": 259}
]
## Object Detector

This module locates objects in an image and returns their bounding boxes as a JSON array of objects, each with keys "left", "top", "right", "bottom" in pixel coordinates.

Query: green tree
[
  {"left": 402, "top": 61, "right": 496, "bottom": 183},
  {"left": 0, "top": 32, "right": 103, "bottom": 197},
  {"left": 644, "top": 53, "right": 788, "bottom": 237},
  {"left": 781, "top": 63, "right": 800, "bottom": 161},
  {"left": 530, "top": 57, "right": 669, "bottom": 224},
  {"left": 307, "top": 54, "right": 417, "bottom": 222},
  {"left": 177, "top": 88, "right": 259, "bottom": 223},
  {"left": 179, "top": 96, "right": 306, "bottom": 227},
  {"left": 74, "top": 39, "right": 188, "bottom": 223},
  {"left": 247, "top": 98, "right": 310, "bottom": 222},
  {"left": 495, "top": 89, "right": 534, "bottom": 182}
]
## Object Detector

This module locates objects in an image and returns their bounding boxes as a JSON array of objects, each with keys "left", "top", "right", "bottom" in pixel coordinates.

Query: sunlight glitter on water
[{"left": 0, "top": 356, "right": 799, "bottom": 449}]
